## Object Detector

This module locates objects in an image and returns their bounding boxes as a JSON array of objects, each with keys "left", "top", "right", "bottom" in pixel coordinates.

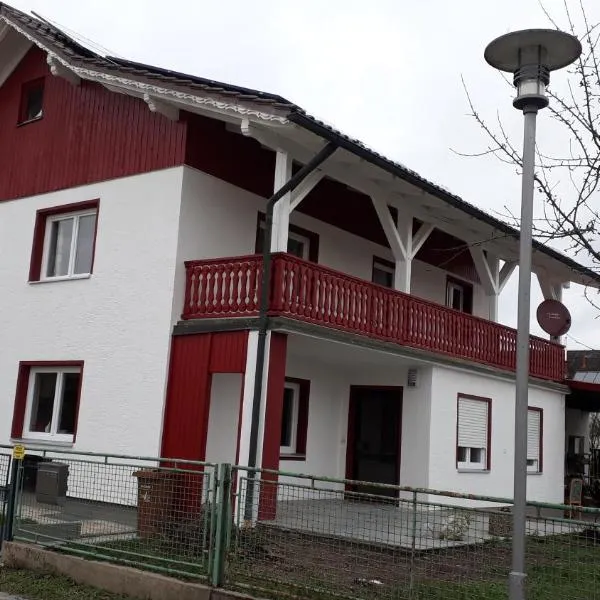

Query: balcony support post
[
  {"left": 243, "top": 141, "right": 338, "bottom": 523},
  {"left": 371, "top": 197, "right": 433, "bottom": 294},
  {"left": 271, "top": 152, "right": 293, "bottom": 252},
  {"left": 470, "top": 249, "right": 517, "bottom": 322}
]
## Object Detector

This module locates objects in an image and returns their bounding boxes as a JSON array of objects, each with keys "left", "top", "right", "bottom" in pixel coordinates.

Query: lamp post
[{"left": 484, "top": 30, "right": 581, "bottom": 600}]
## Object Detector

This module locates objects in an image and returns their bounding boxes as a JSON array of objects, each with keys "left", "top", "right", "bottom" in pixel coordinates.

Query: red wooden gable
[{"left": 0, "top": 47, "right": 186, "bottom": 202}]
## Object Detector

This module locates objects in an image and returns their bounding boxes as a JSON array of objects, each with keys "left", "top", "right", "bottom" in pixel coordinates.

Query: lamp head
[{"left": 485, "top": 29, "right": 582, "bottom": 111}]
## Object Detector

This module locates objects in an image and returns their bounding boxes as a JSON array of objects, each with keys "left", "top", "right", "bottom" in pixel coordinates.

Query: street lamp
[{"left": 484, "top": 29, "right": 581, "bottom": 600}]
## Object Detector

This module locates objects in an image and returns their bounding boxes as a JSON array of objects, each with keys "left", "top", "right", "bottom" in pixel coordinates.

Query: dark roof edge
[
  {"left": 289, "top": 111, "right": 600, "bottom": 286},
  {"left": 104, "top": 56, "right": 296, "bottom": 106}
]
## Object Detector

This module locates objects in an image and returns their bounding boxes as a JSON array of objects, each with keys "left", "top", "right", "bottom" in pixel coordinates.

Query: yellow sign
[{"left": 12, "top": 445, "right": 25, "bottom": 460}]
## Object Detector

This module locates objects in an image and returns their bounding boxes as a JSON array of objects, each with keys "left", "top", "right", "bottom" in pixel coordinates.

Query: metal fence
[
  {"left": 229, "top": 467, "right": 600, "bottom": 600},
  {"left": 2, "top": 447, "right": 600, "bottom": 599},
  {"left": 0, "top": 446, "right": 218, "bottom": 582}
]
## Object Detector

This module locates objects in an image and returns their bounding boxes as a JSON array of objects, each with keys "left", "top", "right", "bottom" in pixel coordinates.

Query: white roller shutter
[
  {"left": 458, "top": 398, "right": 488, "bottom": 449},
  {"left": 527, "top": 409, "right": 541, "bottom": 464}
]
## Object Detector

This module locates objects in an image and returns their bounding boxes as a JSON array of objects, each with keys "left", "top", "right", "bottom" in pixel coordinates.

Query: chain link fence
[
  {"left": 1, "top": 448, "right": 600, "bottom": 599},
  {"left": 0, "top": 446, "right": 217, "bottom": 581},
  {"left": 227, "top": 467, "right": 600, "bottom": 600}
]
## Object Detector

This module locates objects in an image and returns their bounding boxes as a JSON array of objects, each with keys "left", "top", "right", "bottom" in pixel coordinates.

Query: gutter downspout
[{"left": 244, "top": 141, "right": 337, "bottom": 521}]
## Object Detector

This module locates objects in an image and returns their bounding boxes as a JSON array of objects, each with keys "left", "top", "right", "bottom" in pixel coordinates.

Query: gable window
[
  {"left": 446, "top": 276, "right": 473, "bottom": 314},
  {"left": 255, "top": 213, "right": 319, "bottom": 262},
  {"left": 18, "top": 78, "right": 45, "bottom": 124},
  {"left": 456, "top": 395, "right": 491, "bottom": 471},
  {"left": 11, "top": 362, "right": 84, "bottom": 444},
  {"left": 372, "top": 257, "right": 395, "bottom": 288},
  {"left": 527, "top": 408, "right": 543, "bottom": 473},
  {"left": 280, "top": 377, "right": 310, "bottom": 460},
  {"left": 29, "top": 200, "right": 99, "bottom": 282}
]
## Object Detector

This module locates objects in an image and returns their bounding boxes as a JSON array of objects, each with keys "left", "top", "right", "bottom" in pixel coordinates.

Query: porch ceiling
[{"left": 286, "top": 331, "right": 430, "bottom": 372}]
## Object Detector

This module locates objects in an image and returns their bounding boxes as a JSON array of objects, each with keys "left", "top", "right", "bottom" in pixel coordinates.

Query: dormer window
[{"left": 18, "top": 78, "right": 45, "bottom": 124}]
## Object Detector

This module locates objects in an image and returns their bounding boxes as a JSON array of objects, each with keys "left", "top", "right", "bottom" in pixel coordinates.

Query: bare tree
[{"left": 459, "top": 1, "right": 600, "bottom": 304}]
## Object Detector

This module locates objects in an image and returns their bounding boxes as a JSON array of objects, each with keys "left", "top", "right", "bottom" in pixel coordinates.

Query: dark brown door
[{"left": 347, "top": 387, "right": 402, "bottom": 498}]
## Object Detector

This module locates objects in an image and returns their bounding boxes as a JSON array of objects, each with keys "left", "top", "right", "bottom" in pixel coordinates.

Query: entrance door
[{"left": 346, "top": 387, "right": 402, "bottom": 498}]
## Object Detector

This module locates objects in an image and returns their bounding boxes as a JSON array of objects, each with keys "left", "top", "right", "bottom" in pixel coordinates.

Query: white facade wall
[
  {"left": 0, "top": 167, "right": 185, "bottom": 457},
  {"left": 205, "top": 374, "right": 243, "bottom": 466},
  {"left": 179, "top": 167, "right": 488, "bottom": 318},
  {"left": 428, "top": 366, "right": 565, "bottom": 504},
  {"left": 280, "top": 347, "right": 432, "bottom": 494}
]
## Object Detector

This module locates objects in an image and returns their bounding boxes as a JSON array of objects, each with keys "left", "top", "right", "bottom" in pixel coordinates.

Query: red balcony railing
[{"left": 184, "top": 253, "right": 565, "bottom": 381}]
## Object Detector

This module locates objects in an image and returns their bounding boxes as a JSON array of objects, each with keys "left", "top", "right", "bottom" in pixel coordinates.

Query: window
[
  {"left": 280, "top": 378, "right": 310, "bottom": 459},
  {"left": 255, "top": 213, "right": 319, "bottom": 262},
  {"left": 18, "top": 78, "right": 44, "bottom": 124},
  {"left": 11, "top": 362, "right": 84, "bottom": 444},
  {"left": 527, "top": 408, "right": 543, "bottom": 473},
  {"left": 29, "top": 200, "right": 99, "bottom": 282},
  {"left": 456, "top": 395, "right": 491, "bottom": 471},
  {"left": 372, "top": 257, "right": 395, "bottom": 288},
  {"left": 446, "top": 276, "right": 473, "bottom": 314}
]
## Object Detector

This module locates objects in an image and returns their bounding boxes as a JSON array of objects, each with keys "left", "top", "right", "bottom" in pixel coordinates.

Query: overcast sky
[{"left": 8, "top": 0, "right": 600, "bottom": 349}]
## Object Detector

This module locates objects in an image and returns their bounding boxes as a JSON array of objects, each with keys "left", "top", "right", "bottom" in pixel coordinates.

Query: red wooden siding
[
  {"left": 259, "top": 332, "right": 288, "bottom": 520},
  {"left": 160, "top": 331, "right": 249, "bottom": 461},
  {"left": 184, "top": 254, "right": 565, "bottom": 381},
  {"left": 209, "top": 330, "right": 249, "bottom": 373},
  {"left": 0, "top": 47, "right": 186, "bottom": 202},
  {"left": 185, "top": 113, "right": 274, "bottom": 198}
]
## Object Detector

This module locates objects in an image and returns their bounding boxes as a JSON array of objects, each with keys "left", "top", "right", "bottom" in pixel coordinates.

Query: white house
[{"left": 0, "top": 4, "right": 597, "bottom": 514}]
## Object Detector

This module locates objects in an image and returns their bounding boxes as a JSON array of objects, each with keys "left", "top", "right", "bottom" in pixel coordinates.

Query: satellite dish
[{"left": 536, "top": 299, "right": 571, "bottom": 337}]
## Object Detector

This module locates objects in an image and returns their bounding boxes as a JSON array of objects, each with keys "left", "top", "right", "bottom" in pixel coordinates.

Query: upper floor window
[
  {"left": 29, "top": 200, "right": 99, "bottom": 282},
  {"left": 446, "top": 276, "right": 473, "bottom": 314},
  {"left": 11, "top": 361, "right": 84, "bottom": 444},
  {"left": 280, "top": 377, "right": 310, "bottom": 460},
  {"left": 18, "top": 78, "right": 45, "bottom": 125},
  {"left": 255, "top": 213, "right": 319, "bottom": 262},
  {"left": 372, "top": 257, "right": 395, "bottom": 288},
  {"left": 456, "top": 395, "right": 491, "bottom": 471}
]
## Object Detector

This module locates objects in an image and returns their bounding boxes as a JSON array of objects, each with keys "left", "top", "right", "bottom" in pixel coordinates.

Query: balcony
[{"left": 183, "top": 253, "right": 565, "bottom": 382}]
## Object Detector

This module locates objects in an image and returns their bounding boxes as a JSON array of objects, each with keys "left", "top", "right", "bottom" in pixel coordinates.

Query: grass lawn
[{"left": 0, "top": 568, "right": 131, "bottom": 600}]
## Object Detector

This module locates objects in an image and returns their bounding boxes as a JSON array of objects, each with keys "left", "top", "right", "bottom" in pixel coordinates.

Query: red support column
[{"left": 258, "top": 332, "right": 288, "bottom": 520}]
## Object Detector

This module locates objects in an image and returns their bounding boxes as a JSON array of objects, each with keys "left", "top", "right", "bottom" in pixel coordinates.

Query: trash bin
[
  {"left": 35, "top": 462, "right": 69, "bottom": 505},
  {"left": 133, "top": 470, "right": 181, "bottom": 538},
  {"left": 133, "top": 469, "right": 204, "bottom": 539}
]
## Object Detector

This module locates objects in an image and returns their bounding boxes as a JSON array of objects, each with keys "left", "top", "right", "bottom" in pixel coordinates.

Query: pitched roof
[{"left": 2, "top": 2, "right": 600, "bottom": 286}]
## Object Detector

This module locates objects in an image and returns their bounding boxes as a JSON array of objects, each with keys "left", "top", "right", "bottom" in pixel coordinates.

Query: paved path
[{"left": 0, "top": 594, "right": 28, "bottom": 599}]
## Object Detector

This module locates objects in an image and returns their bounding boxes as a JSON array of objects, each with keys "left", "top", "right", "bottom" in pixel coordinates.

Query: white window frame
[
  {"left": 287, "top": 230, "right": 311, "bottom": 260},
  {"left": 527, "top": 408, "right": 542, "bottom": 474},
  {"left": 446, "top": 280, "right": 465, "bottom": 311},
  {"left": 457, "top": 397, "right": 489, "bottom": 472},
  {"left": 23, "top": 367, "right": 81, "bottom": 444},
  {"left": 258, "top": 221, "right": 311, "bottom": 260},
  {"left": 372, "top": 259, "right": 395, "bottom": 288},
  {"left": 41, "top": 209, "right": 97, "bottom": 281},
  {"left": 280, "top": 382, "right": 300, "bottom": 455}
]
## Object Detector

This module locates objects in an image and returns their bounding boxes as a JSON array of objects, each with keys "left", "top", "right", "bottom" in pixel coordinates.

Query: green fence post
[
  {"left": 3, "top": 451, "right": 22, "bottom": 544},
  {"left": 211, "top": 463, "right": 232, "bottom": 588},
  {"left": 409, "top": 490, "right": 418, "bottom": 598}
]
